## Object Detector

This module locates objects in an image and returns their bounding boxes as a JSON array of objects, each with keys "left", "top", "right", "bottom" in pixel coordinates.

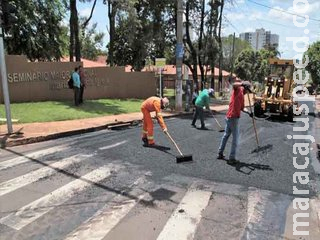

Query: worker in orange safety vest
[{"left": 141, "top": 96, "right": 170, "bottom": 146}]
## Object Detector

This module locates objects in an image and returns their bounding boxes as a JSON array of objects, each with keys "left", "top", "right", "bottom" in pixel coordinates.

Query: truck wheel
[
  {"left": 287, "top": 105, "right": 294, "bottom": 122},
  {"left": 254, "top": 101, "right": 263, "bottom": 117}
]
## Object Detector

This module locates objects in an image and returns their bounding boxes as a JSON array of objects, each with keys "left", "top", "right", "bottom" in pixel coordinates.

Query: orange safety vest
[{"left": 141, "top": 97, "right": 167, "bottom": 130}]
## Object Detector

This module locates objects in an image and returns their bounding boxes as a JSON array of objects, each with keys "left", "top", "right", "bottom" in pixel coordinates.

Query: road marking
[
  {"left": 99, "top": 140, "right": 127, "bottom": 150},
  {"left": 156, "top": 188, "right": 211, "bottom": 240},
  {"left": 242, "top": 188, "right": 293, "bottom": 240},
  {"left": 64, "top": 176, "right": 147, "bottom": 240},
  {"left": 64, "top": 195, "right": 144, "bottom": 240},
  {"left": 0, "top": 146, "right": 68, "bottom": 171},
  {"left": 0, "top": 154, "right": 85, "bottom": 197},
  {"left": 0, "top": 165, "right": 115, "bottom": 230}
]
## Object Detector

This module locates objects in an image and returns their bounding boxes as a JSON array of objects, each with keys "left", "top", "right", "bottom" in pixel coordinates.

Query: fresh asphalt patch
[{"left": 105, "top": 112, "right": 318, "bottom": 197}]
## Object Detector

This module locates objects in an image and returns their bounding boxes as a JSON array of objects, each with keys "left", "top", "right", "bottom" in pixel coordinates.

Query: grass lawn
[{"left": 0, "top": 99, "right": 143, "bottom": 124}]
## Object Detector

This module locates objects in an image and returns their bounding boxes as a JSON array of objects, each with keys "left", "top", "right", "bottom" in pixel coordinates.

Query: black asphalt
[
  {"left": 30, "top": 111, "right": 315, "bottom": 197},
  {"left": 0, "top": 112, "right": 319, "bottom": 240}
]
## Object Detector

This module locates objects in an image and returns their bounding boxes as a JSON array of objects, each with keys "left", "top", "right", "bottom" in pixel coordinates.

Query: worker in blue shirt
[
  {"left": 72, "top": 67, "right": 81, "bottom": 106},
  {"left": 191, "top": 88, "right": 214, "bottom": 130}
]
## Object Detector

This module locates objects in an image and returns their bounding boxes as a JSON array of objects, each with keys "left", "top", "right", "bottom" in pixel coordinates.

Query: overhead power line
[
  {"left": 224, "top": 16, "right": 240, "bottom": 34},
  {"left": 243, "top": 3, "right": 319, "bottom": 33},
  {"left": 247, "top": 0, "right": 320, "bottom": 22}
]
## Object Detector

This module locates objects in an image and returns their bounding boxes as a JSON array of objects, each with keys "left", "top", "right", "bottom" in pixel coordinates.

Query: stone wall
[{"left": 0, "top": 55, "right": 156, "bottom": 103}]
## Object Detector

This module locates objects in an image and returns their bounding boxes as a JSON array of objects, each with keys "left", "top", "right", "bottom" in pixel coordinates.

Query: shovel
[
  {"left": 165, "top": 131, "right": 193, "bottom": 163},
  {"left": 210, "top": 111, "right": 225, "bottom": 132}
]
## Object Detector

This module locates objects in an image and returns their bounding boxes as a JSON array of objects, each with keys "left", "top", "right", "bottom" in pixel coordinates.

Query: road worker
[
  {"left": 141, "top": 96, "right": 169, "bottom": 146},
  {"left": 191, "top": 88, "right": 214, "bottom": 130},
  {"left": 217, "top": 79, "right": 253, "bottom": 164}
]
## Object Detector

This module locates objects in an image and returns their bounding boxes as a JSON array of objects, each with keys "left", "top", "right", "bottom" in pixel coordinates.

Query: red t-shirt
[{"left": 226, "top": 87, "right": 244, "bottom": 118}]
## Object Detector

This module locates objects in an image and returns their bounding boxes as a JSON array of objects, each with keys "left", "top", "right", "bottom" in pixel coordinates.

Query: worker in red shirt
[
  {"left": 217, "top": 79, "right": 253, "bottom": 164},
  {"left": 141, "top": 96, "right": 169, "bottom": 146}
]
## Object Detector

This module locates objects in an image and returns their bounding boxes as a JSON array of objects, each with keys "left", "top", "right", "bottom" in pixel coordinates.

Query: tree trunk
[
  {"left": 108, "top": 1, "right": 116, "bottom": 66},
  {"left": 185, "top": 1, "right": 198, "bottom": 91},
  {"left": 218, "top": 0, "right": 224, "bottom": 94},
  {"left": 74, "top": 1, "right": 81, "bottom": 61},
  {"left": 69, "top": 0, "right": 75, "bottom": 62},
  {"left": 198, "top": 0, "right": 205, "bottom": 89}
]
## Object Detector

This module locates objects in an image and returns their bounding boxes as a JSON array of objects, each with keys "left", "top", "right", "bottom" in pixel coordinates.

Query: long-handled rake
[
  {"left": 165, "top": 131, "right": 193, "bottom": 163},
  {"left": 247, "top": 94, "right": 260, "bottom": 148},
  {"left": 211, "top": 111, "right": 225, "bottom": 132},
  {"left": 247, "top": 94, "right": 273, "bottom": 154}
]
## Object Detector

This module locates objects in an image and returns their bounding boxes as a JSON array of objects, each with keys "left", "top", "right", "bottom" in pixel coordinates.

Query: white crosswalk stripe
[
  {"left": 241, "top": 188, "right": 293, "bottom": 240},
  {"left": 65, "top": 194, "right": 145, "bottom": 240},
  {"left": 0, "top": 146, "right": 68, "bottom": 171},
  {"left": 0, "top": 165, "right": 117, "bottom": 230},
  {"left": 0, "top": 165, "right": 319, "bottom": 240},
  {"left": 156, "top": 187, "right": 211, "bottom": 240},
  {"left": 0, "top": 154, "right": 87, "bottom": 197},
  {"left": 64, "top": 177, "right": 147, "bottom": 240}
]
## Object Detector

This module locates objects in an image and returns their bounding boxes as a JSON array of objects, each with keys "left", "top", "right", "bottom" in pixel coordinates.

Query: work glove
[{"left": 163, "top": 128, "right": 168, "bottom": 134}]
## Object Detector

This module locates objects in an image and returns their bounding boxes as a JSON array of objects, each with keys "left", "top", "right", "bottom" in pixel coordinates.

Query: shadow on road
[
  {"left": 143, "top": 144, "right": 174, "bottom": 157},
  {"left": 219, "top": 159, "right": 273, "bottom": 175},
  {"left": 3, "top": 148, "right": 166, "bottom": 209}
]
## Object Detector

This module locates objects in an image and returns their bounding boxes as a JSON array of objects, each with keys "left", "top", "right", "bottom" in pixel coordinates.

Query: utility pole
[
  {"left": 175, "top": 0, "right": 183, "bottom": 112},
  {"left": 0, "top": 25, "right": 13, "bottom": 134},
  {"left": 218, "top": 0, "right": 224, "bottom": 96}
]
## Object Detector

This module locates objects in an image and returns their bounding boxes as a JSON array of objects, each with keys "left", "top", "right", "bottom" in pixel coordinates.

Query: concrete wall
[{"left": 0, "top": 55, "right": 156, "bottom": 103}]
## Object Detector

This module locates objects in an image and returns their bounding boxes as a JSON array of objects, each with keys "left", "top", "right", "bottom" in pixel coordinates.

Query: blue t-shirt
[
  {"left": 72, "top": 72, "right": 81, "bottom": 88},
  {"left": 195, "top": 89, "right": 210, "bottom": 108}
]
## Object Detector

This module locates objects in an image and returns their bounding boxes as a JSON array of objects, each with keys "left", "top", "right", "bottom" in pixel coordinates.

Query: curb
[{"left": 0, "top": 112, "right": 193, "bottom": 148}]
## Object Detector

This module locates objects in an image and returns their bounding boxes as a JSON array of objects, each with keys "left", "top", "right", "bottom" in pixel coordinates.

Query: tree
[
  {"left": 80, "top": 21, "right": 105, "bottom": 60},
  {"left": 303, "top": 41, "right": 320, "bottom": 86},
  {"left": 183, "top": 0, "right": 230, "bottom": 91},
  {"left": 184, "top": 0, "right": 201, "bottom": 89},
  {"left": 103, "top": 0, "right": 128, "bottom": 66},
  {"left": 234, "top": 49, "right": 268, "bottom": 83},
  {"left": 69, "top": 0, "right": 80, "bottom": 61},
  {"left": 263, "top": 43, "right": 280, "bottom": 59},
  {"left": 108, "top": 0, "right": 175, "bottom": 70},
  {"left": 3, "top": 0, "right": 67, "bottom": 61},
  {"left": 221, "top": 35, "right": 251, "bottom": 72}
]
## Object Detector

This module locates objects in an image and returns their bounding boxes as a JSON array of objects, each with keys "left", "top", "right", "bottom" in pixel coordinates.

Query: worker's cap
[
  {"left": 208, "top": 88, "right": 214, "bottom": 96},
  {"left": 161, "top": 97, "right": 170, "bottom": 108},
  {"left": 241, "top": 81, "right": 252, "bottom": 93}
]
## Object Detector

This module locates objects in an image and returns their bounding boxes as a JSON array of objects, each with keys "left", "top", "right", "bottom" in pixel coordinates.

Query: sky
[{"left": 77, "top": 0, "right": 320, "bottom": 59}]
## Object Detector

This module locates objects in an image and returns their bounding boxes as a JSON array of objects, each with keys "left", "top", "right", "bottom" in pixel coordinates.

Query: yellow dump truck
[{"left": 253, "top": 59, "right": 295, "bottom": 121}]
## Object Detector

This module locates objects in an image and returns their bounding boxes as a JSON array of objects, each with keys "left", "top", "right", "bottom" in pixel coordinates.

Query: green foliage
[
  {"left": 222, "top": 35, "right": 252, "bottom": 72},
  {"left": 234, "top": 49, "right": 269, "bottom": 82},
  {"left": 262, "top": 43, "right": 280, "bottom": 58},
  {"left": 4, "top": 0, "right": 68, "bottom": 61},
  {"left": 303, "top": 41, "right": 320, "bottom": 85},
  {"left": 80, "top": 21, "right": 105, "bottom": 60},
  {"left": 111, "top": 0, "right": 175, "bottom": 70}
]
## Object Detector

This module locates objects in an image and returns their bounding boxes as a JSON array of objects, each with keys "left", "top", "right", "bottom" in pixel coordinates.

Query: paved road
[{"left": 0, "top": 112, "right": 319, "bottom": 240}]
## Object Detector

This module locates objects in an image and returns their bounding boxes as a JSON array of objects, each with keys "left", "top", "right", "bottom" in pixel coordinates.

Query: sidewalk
[{"left": 0, "top": 104, "right": 229, "bottom": 148}]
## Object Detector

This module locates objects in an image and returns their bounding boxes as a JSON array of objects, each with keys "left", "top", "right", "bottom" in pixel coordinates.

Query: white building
[{"left": 239, "top": 28, "right": 279, "bottom": 51}]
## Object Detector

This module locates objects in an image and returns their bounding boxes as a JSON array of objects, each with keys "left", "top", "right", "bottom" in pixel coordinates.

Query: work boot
[
  {"left": 200, "top": 126, "right": 209, "bottom": 130},
  {"left": 191, "top": 123, "right": 196, "bottom": 128},
  {"left": 217, "top": 153, "right": 225, "bottom": 160},
  {"left": 142, "top": 137, "right": 148, "bottom": 144},
  {"left": 227, "top": 158, "right": 239, "bottom": 165}
]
